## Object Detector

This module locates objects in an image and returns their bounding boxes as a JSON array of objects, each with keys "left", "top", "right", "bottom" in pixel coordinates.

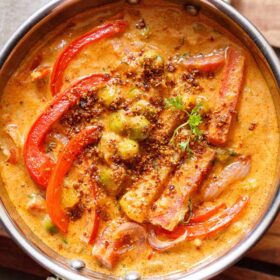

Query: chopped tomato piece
[
  {"left": 31, "top": 66, "right": 50, "bottom": 81},
  {"left": 7, "top": 146, "right": 18, "bottom": 164},
  {"left": 46, "top": 126, "right": 102, "bottom": 233}
]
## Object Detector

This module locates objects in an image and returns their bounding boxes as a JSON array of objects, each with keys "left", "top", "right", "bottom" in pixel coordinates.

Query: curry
[{"left": 0, "top": 0, "right": 279, "bottom": 277}]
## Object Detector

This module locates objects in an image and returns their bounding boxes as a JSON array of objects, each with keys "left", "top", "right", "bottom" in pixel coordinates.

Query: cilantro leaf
[
  {"left": 164, "top": 96, "right": 185, "bottom": 111},
  {"left": 187, "top": 103, "right": 203, "bottom": 138},
  {"left": 179, "top": 140, "right": 193, "bottom": 157},
  {"left": 179, "top": 141, "right": 188, "bottom": 151},
  {"left": 168, "top": 101, "right": 203, "bottom": 144},
  {"left": 169, "top": 122, "right": 188, "bottom": 144}
]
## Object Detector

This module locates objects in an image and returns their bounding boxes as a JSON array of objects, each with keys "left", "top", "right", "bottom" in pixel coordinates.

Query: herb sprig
[
  {"left": 164, "top": 96, "right": 185, "bottom": 111},
  {"left": 179, "top": 139, "right": 193, "bottom": 157},
  {"left": 165, "top": 96, "right": 203, "bottom": 144},
  {"left": 187, "top": 103, "right": 203, "bottom": 137}
]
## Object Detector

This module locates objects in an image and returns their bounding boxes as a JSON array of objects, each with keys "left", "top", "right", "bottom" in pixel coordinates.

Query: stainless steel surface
[
  {"left": 70, "top": 259, "right": 86, "bottom": 271},
  {"left": 124, "top": 272, "right": 141, "bottom": 280},
  {"left": 0, "top": 1, "right": 279, "bottom": 280}
]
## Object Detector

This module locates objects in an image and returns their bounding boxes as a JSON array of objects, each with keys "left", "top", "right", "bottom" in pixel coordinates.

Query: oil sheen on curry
[{"left": 0, "top": 0, "right": 278, "bottom": 277}]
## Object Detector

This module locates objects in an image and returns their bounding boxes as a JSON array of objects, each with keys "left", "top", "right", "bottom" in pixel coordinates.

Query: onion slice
[
  {"left": 114, "top": 222, "right": 147, "bottom": 255},
  {"left": 148, "top": 227, "right": 187, "bottom": 251},
  {"left": 202, "top": 156, "right": 251, "bottom": 201}
]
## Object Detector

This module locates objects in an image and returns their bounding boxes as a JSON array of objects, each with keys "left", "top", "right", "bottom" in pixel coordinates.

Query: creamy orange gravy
[{"left": 0, "top": 0, "right": 279, "bottom": 277}]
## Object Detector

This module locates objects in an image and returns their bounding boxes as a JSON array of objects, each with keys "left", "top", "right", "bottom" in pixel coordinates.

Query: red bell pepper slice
[
  {"left": 24, "top": 74, "right": 110, "bottom": 188},
  {"left": 154, "top": 203, "right": 226, "bottom": 239},
  {"left": 208, "top": 47, "right": 246, "bottom": 146},
  {"left": 182, "top": 49, "right": 225, "bottom": 72},
  {"left": 89, "top": 212, "right": 100, "bottom": 245},
  {"left": 50, "top": 20, "right": 128, "bottom": 95},
  {"left": 46, "top": 126, "right": 102, "bottom": 234},
  {"left": 185, "top": 196, "right": 249, "bottom": 238},
  {"left": 189, "top": 203, "right": 226, "bottom": 223},
  {"left": 107, "top": 11, "right": 125, "bottom": 21},
  {"left": 80, "top": 181, "right": 100, "bottom": 244},
  {"left": 150, "top": 196, "right": 249, "bottom": 249},
  {"left": 88, "top": 182, "right": 100, "bottom": 245}
]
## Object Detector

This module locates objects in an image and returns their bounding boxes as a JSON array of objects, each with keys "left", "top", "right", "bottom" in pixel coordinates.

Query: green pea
[
  {"left": 98, "top": 85, "right": 120, "bottom": 107},
  {"left": 184, "top": 95, "right": 210, "bottom": 113},
  {"left": 118, "top": 138, "right": 139, "bottom": 160},
  {"left": 108, "top": 110, "right": 129, "bottom": 134},
  {"left": 140, "top": 50, "right": 164, "bottom": 68},
  {"left": 128, "top": 115, "right": 151, "bottom": 141},
  {"left": 125, "top": 88, "right": 143, "bottom": 100},
  {"left": 42, "top": 215, "right": 58, "bottom": 235},
  {"left": 99, "top": 166, "right": 117, "bottom": 190},
  {"left": 98, "top": 132, "right": 120, "bottom": 163},
  {"left": 98, "top": 165, "right": 125, "bottom": 195},
  {"left": 131, "top": 100, "right": 157, "bottom": 117},
  {"left": 193, "top": 96, "right": 210, "bottom": 113}
]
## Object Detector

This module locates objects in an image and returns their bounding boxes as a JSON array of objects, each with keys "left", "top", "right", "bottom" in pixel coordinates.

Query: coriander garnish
[
  {"left": 164, "top": 96, "right": 185, "bottom": 111},
  {"left": 179, "top": 139, "right": 193, "bottom": 157},
  {"left": 165, "top": 96, "right": 203, "bottom": 143},
  {"left": 170, "top": 122, "right": 188, "bottom": 144},
  {"left": 186, "top": 103, "right": 203, "bottom": 138}
]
